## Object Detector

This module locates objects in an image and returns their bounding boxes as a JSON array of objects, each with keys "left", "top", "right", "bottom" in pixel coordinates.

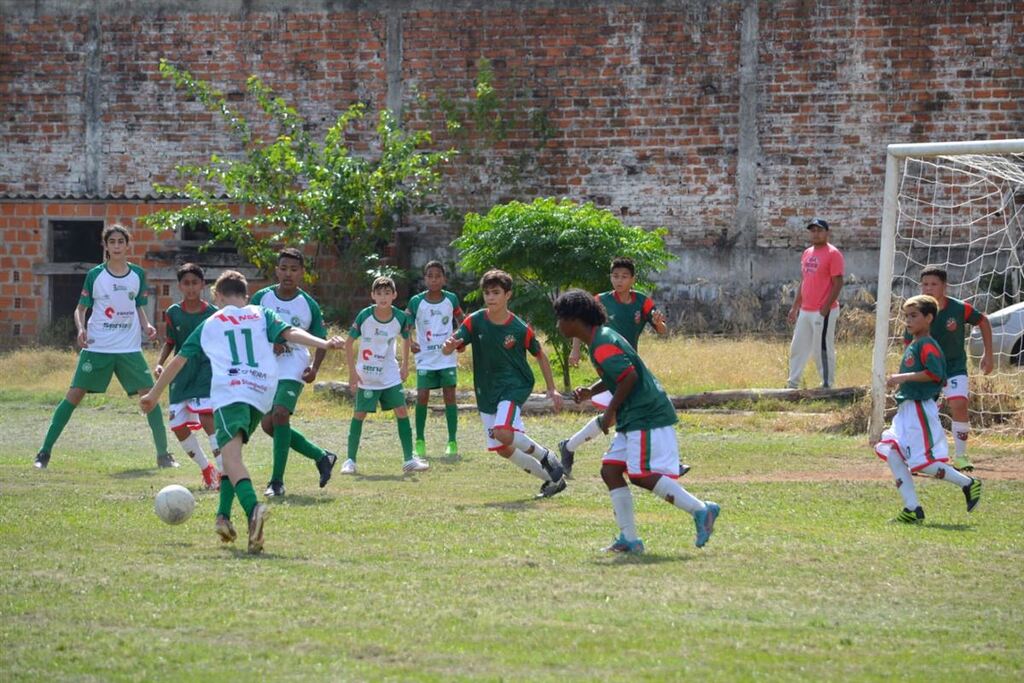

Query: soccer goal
[{"left": 870, "top": 139, "right": 1024, "bottom": 441}]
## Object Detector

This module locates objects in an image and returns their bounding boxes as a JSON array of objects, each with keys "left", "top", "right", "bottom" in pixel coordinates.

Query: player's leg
[
  {"left": 415, "top": 384, "right": 431, "bottom": 458},
  {"left": 344, "top": 389, "right": 379, "bottom": 474},
  {"left": 216, "top": 405, "right": 268, "bottom": 553},
  {"left": 559, "top": 415, "right": 604, "bottom": 478},
  {"left": 786, "top": 310, "right": 816, "bottom": 389},
  {"left": 380, "top": 386, "right": 420, "bottom": 471},
  {"left": 944, "top": 375, "right": 973, "bottom": 471},
  {"left": 497, "top": 401, "right": 564, "bottom": 488},
  {"left": 198, "top": 409, "right": 222, "bottom": 473},
  {"left": 441, "top": 371, "right": 459, "bottom": 457},
  {"left": 37, "top": 350, "right": 112, "bottom": 468},
  {"left": 280, "top": 381, "right": 336, "bottom": 475},
  {"left": 264, "top": 405, "right": 291, "bottom": 497},
  {"left": 911, "top": 398, "right": 981, "bottom": 512},
  {"left": 116, "top": 352, "right": 174, "bottom": 468},
  {"left": 169, "top": 401, "right": 217, "bottom": 489},
  {"left": 600, "top": 435, "right": 642, "bottom": 552}
]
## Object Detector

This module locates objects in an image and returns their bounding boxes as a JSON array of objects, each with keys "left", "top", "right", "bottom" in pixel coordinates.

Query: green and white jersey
[
  {"left": 164, "top": 300, "right": 217, "bottom": 404},
  {"left": 251, "top": 286, "right": 327, "bottom": 382},
  {"left": 597, "top": 290, "right": 657, "bottom": 350},
  {"left": 407, "top": 289, "right": 462, "bottom": 370},
  {"left": 78, "top": 263, "right": 149, "bottom": 353},
  {"left": 588, "top": 325, "right": 678, "bottom": 432},
  {"left": 453, "top": 310, "right": 540, "bottom": 414},
  {"left": 179, "top": 305, "right": 291, "bottom": 413},
  {"left": 895, "top": 335, "right": 946, "bottom": 404},
  {"left": 349, "top": 306, "right": 410, "bottom": 390}
]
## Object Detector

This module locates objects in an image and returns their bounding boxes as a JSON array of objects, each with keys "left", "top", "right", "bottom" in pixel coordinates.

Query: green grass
[{"left": 2, "top": 399, "right": 1022, "bottom": 681}]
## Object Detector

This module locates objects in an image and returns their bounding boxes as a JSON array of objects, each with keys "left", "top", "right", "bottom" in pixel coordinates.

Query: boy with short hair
[
  {"left": 555, "top": 289, "right": 719, "bottom": 552},
  {"left": 139, "top": 270, "right": 345, "bottom": 554},
  {"left": 561, "top": 256, "right": 678, "bottom": 478},
  {"left": 441, "top": 269, "right": 567, "bottom": 498},
  {"left": 36, "top": 224, "right": 175, "bottom": 470},
  {"left": 342, "top": 276, "right": 426, "bottom": 474},
  {"left": 875, "top": 295, "right": 982, "bottom": 523},
  {"left": 407, "top": 260, "right": 464, "bottom": 458},
  {"left": 251, "top": 248, "right": 339, "bottom": 497},
  {"left": 155, "top": 263, "right": 220, "bottom": 489},
  {"left": 914, "top": 266, "right": 994, "bottom": 472}
]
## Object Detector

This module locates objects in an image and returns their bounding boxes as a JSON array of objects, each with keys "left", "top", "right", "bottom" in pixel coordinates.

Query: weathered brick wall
[{"left": 1, "top": 0, "right": 1021, "bottom": 343}]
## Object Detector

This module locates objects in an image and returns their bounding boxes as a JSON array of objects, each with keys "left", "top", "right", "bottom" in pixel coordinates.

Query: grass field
[{"left": 1, "top": 344, "right": 1022, "bottom": 681}]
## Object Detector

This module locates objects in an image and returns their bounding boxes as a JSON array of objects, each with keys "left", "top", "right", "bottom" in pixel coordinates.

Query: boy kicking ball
[
  {"left": 140, "top": 271, "right": 345, "bottom": 554},
  {"left": 875, "top": 295, "right": 982, "bottom": 524},
  {"left": 554, "top": 289, "right": 719, "bottom": 553}
]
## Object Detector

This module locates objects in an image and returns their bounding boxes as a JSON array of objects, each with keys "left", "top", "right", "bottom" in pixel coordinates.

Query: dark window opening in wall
[
  {"left": 181, "top": 220, "right": 235, "bottom": 253},
  {"left": 49, "top": 220, "right": 105, "bottom": 343}
]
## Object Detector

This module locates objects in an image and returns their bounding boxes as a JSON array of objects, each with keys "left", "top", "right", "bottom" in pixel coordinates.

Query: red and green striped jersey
[
  {"left": 453, "top": 310, "right": 540, "bottom": 414},
  {"left": 588, "top": 325, "right": 678, "bottom": 432},
  {"left": 164, "top": 300, "right": 217, "bottom": 403},
  {"left": 597, "top": 290, "right": 657, "bottom": 350},
  {"left": 895, "top": 336, "right": 946, "bottom": 404}
]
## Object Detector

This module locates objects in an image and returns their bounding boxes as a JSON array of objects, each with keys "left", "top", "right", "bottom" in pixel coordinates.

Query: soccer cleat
[
  {"left": 679, "top": 463, "right": 691, "bottom": 478},
  {"left": 156, "top": 452, "right": 180, "bottom": 468},
  {"left": 214, "top": 515, "right": 237, "bottom": 543},
  {"left": 536, "top": 476, "right": 567, "bottom": 499},
  {"left": 603, "top": 533, "right": 645, "bottom": 554},
  {"left": 340, "top": 458, "right": 357, "bottom": 475},
  {"left": 247, "top": 503, "right": 270, "bottom": 554},
  {"left": 317, "top": 452, "right": 338, "bottom": 488},
  {"left": 264, "top": 480, "right": 285, "bottom": 498},
  {"left": 34, "top": 451, "right": 50, "bottom": 469},
  {"left": 415, "top": 440, "right": 427, "bottom": 458},
  {"left": 963, "top": 478, "right": 982, "bottom": 513},
  {"left": 693, "top": 502, "right": 720, "bottom": 548},
  {"left": 539, "top": 452, "right": 565, "bottom": 484},
  {"left": 402, "top": 456, "right": 430, "bottom": 473},
  {"left": 895, "top": 506, "right": 925, "bottom": 524},
  {"left": 201, "top": 464, "right": 220, "bottom": 490},
  {"left": 953, "top": 455, "right": 974, "bottom": 472},
  {"left": 558, "top": 439, "right": 575, "bottom": 479},
  {"left": 445, "top": 441, "right": 459, "bottom": 457}
]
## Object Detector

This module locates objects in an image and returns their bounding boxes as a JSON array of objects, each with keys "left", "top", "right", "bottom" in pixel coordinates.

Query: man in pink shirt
[{"left": 787, "top": 218, "right": 844, "bottom": 389}]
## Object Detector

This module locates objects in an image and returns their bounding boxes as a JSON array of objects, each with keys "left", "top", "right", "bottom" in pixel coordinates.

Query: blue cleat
[
  {"left": 694, "top": 502, "right": 720, "bottom": 548},
  {"left": 602, "top": 533, "right": 645, "bottom": 554}
]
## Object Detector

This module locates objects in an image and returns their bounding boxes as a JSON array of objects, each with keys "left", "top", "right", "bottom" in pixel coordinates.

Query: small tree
[
  {"left": 455, "top": 198, "right": 675, "bottom": 389},
  {"left": 143, "top": 60, "right": 454, "bottom": 279}
]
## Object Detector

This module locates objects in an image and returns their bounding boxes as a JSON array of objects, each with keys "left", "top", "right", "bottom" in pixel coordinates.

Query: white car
[{"left": 969, "top": 301, "right": 1024, "bottom": 366}]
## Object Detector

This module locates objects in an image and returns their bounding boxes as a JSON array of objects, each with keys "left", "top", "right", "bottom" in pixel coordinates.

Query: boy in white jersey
[
  {"left": 36, "top": 224, "right": 175, "bottom": 470},
  {"left": 343, "top": 276, "right": 426, "bottom": 474},
  {"left": 407, "top": 261, "right": 464, "bottom": 459},
  {"left": 251, "top": 249, "right": 339, "bottom": 498},
  {"left": 140, "top": 271, "right": 345, "bottom": 554}
]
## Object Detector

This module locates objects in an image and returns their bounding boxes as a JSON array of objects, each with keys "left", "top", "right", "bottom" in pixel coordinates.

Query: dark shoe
[
  {"left": 156, "top": 452, "right": 180, "bottom": 468},
  {"left": 247, "top": 503, "right": 270, "bottom": 554},
  {"left": 963, "top": 478, "right": 981, "bottom": 513},
  {"left": 896, "top": 506, "right": 925, "bottom": 524},
  {"left": 558, "top": 439, "right": 575, "bottom": 479},
  {"left": 317, "top": 452, "right": 338, "bottom": 488},
  {"left": 264, "top": 480, "right": 285, "bottom": 498},
  {"left": 537, "top": 477, "right": 568, "bottom": 499},
  {"left": 539, "top": 452, "right": 565, "bottom": 484},
  {"left": 679, "top": 463, "right": 691, "bottom": 477},
  {"left": 34, "top": 451, "right": 50, "bottom": 469}
]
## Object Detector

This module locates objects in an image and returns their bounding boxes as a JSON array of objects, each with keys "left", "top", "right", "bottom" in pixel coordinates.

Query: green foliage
[
  {"left": 455, "top": 198, "right": 675, "bottom": 388},
  {"left": 143, "top": 60, "right": 454, "bottom": 278}
]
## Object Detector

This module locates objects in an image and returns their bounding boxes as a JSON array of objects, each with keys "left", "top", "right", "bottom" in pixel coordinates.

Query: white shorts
[
  {"left": 168, "top": 397, "right": 214, "bottom": 430},
  {"left": 602, "top": 425, "right": 681, "bottom": 479},
  {"left": 479, "top": 401, "right": 525, "bottom": 452},
  {"left": 942, "top": 374, "right": 969, "bottom": 402},
  {"left": 874, "top": 399, "right": 949, "bottom": 472},
  {"left": 590, "top": 390, "right": 613, "bottom": 410}
]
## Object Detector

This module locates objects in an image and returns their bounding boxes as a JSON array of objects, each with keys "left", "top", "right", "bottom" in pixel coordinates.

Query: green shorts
[
  {"left": 214, "top": 402, "right": 264, "bottom": 447},
  {"left": 71, "top": 350, "right": 154, "bottom": 396},
  {"left": 416, "top": 367, "right": 458, "bottom": 391},
  {"left": 355, "top": 384, "right": 407, "bottom": 413},
  {"left": 273, "top": 379, "right": 305, "bottom": 413}
]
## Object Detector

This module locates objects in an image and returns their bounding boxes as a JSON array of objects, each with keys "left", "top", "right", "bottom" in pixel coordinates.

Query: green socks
[
  {"left": 348, "top": 418, "right": 363, "bottom": 462},
  {"left": 271, "top": 424, "right": 291, "bottom": 482},
  {"left": 218, "top": 476, "right": 236, "bottom": 518},
  {"left": 290, "top": 428, "right": 326, "bottom": 461},
  {"left": 445, "top": 404, "right": 458, "bottom": 442},
  {"left": 397, "top": 416, "right": 413, "bottom": 461},
  {"left": 146, "top": 405, "right": 169, "bottom": 456},
  {"left": 234, "top": 478, "right": 258, "bottom": 518},
  {"left": 415, "top": 403, "right": 428, "bottom": 441},
  {"left": 41, "top": 399, "right": 76, "bottom": 453}
]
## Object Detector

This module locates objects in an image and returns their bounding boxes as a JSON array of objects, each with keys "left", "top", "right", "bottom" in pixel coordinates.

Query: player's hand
[
  {"left": 548, "top": 390, "right": 563, "bottom": 413},
  {"left": 144, "top": 324, "right": 157, "bottom": 341},
  {"left": 652, "top": 309, "right": 667, "bottom": 332},
  {"left": 410, "top": 340, "right": 421, "bottom": 354},
  {"left": 154, "top": 364, "right": 164, "bottom": 379},
  {"left": 348, "top": 374, "right": 358, "bottom": 397},
  {"left": 325, "top": 335, "right": 346, "bottom": 350},
  {"left": 301, "top": 366, "right": 318, "bottom": 384},
  {"left": 139, "top": 393, "right": 157, "bottom": 414},
  {"left": 981, "top": 352, "right": 994, "bottom": 375},
  {"left": 77, "top": 328, "right": 89, "bottom": 348},
  {"left": 441, "top": 336, "right": 462, "bottom": 355},
  {"left": 568, "top": 348, "right": 581, "bottom": 367},
  {"left": 599, "top": 408, "right": 614, "bottom": 433},
  {"left": 886, "top": 374, "right": 900, "bottom": 388},
  {"left": 273, "top": 342, "right": 287, "bottom": 356},
  {"left": 787, "top": 308, "right": 798, "bottom": 325},
  {"left": 819, "top": 305, "right": 832, "bottom": 317},
  {"left": 571, "top": 386, "right": 592, "bottom": 404}
]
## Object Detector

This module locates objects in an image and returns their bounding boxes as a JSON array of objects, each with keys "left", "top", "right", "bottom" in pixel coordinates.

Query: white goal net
[{"left": 870, "top": 139, "right": 1024, "bottom": 440}]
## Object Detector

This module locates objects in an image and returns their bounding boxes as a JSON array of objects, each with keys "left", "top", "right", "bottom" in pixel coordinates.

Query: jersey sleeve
[
  {"left": 640, "top": 294, "right": 656, "bottom": 325},
  {"left": 163, "top": 306, "right": 176, "bottom": 346},
  {"left": 445, "top": 291, "right": 463, "bottom": 317},
  {"left": 593, "top": 342, "right": 635, "bottom": 382},
  {"left": 524, "top": 324, "right": 541, "bottom": 356},
  {"left": 919, "top": 341, "right": 945, "bottom": 383},
  {"left": 130, "top": 264, "right": 149, "bottom": 307},
  {"left": 263, "top": 307, "right": 293, "bottom": 343},
  {"left": 249, "top": 288, "right": 266, "bottom": 306},
  {"left": 179, "top": 321, "right": 206, "bottom": 359},
  {"left": 407, "top": 293, "right": 422, "bottom": 319},
  {"left": 963, "top": 302, "right": 983, "bottom": 325},
  {"left": 307, "top": 295, "right": 327, "bottom": 338},
  {"left": 349, "top": 308, "right": 371, "bottom": 339},
  {"left": 79, "top": 266, "right": 100, "bottom": 307},
  {"left": 453, "top": 313, "right": 475, "bottom": 346}
]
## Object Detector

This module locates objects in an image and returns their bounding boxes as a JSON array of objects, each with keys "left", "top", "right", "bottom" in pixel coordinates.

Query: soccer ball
[{"left": 154, "top": 484, "right": 195, "bottom": 525}]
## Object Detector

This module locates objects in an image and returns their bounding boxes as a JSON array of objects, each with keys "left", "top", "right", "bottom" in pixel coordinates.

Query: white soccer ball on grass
[{"left": 154, "top": 484, "right": 196, "bottom": 525}]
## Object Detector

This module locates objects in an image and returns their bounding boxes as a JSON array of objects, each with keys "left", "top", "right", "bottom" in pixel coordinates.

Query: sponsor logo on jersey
[
  {"left": 945, "top": 318, "right": 957, "bottom": 331},
  {"left": 216, "top": 312, "right": 261, "bottom": 324},
  {"left": 228, "top": 368, "right": 240, "bottom": 375},
  {"left": 230, "top": 379, "right": 242, "bottom": 386},
  {"left": 903, "top": 355, "right": 915, "bottom": 368},
  {"left": 291, "top": 316, "right": 301, "bottom": 326},
  {"left": 362, "top": 348, "right": 373, "bottom": 361},
  {"left": 634, "top": 311, "right": 641, "bottom": 324},
  {"left": 503, "top": 335, "right": 516, "bottom": 349},
  {"left": 442, "top": 316, "right": 450, "bottom": 325},
  {"left": 104, "top": 306, "right": 116, "bottom": 319},
  {"left": 425, "top": 330, "right": 433, "bottom": 342},
  {"left": 128, "top": 291, "right": 136, "bottom": 300}
]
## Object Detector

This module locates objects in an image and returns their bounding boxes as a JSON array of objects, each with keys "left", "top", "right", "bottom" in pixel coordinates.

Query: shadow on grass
[
  {"left": 357, "top": 474, "right": 412, "bottom": 482},
  {"left": 590, "top": 552, "right": 694, "bottom": 566},
  {"left": 222, "top": 547, "right": 292, "bottom": 560},
  {"left": 431, "top": 455, "right": 463, "bottom": 465},
  {"left": 111, "top": 468, "right": 158, "bottom": 479},
  {"left": 480, "top": 496, "right": 541, "bottom": 511},
  {"left": 924, "top": 522, "right": 976, "bottom": 532},
  {"left": 270, "top": 494, "right": 334, "bottom": 507}
]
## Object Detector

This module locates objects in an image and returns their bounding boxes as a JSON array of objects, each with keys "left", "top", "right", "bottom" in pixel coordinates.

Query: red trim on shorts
[
  {"left": 874, "top": 437, "right": 901, "bottom": 462},
  {"left": 914, "top": 401, "right": 934, "bottom": 457},
  {"left": 593, "top": 343, "right": 625, "bottom": 364},
  {"left": 498, "top": 403, "right": 516, "bottom": 429}
]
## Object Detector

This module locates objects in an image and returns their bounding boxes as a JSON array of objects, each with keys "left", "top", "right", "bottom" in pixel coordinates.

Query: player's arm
[
  {"left": 532, "top": 346, "right": 564, "bottom": 413},
  {"left": 74, "top": 303, "right": 89, "bottom": 348},
  {"left": 136, "top": 305, "right": 158, "bottom": 341},
  {"left": 819, "top": 275, "right": 843, "bottom": 316},
  {"left": 788, "top": 289, "right": 802, "bottom": 324},
  {"left": 280, "top": 326, "right": 344, "bottom": 351},
  {"left": 400, "top": 323, "right": 411, "bottom": 381},
  {"left": 568, "top": 337, "right": 582, "bottom": 367},
  {"left": 886, "top": 369, "right": 936, "bottom": 387},
  {"left": 977, "top": 314, "right": 994, "bottom": 375},
  {"left": 442, "top": 319, "right": 471, "bottom": 355},
  {"left": 139, "top": 354, "right": 187, "bottom": 413},
  {"left": 600, "top": 367, "right": 638, "bottom": 434},
  {"left": 154, "top": 310, "right": 176, "bottom": 377},
  {"left": 571, "top": 379, "right": 606, "bottom": 404}
]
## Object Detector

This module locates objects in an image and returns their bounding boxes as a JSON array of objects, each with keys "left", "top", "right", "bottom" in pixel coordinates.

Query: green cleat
[
  {"left": 445, "top": 441, "right": 458, "bottom": 457},
  {"left": 953, "top": 455, "right": 974, "bottom": 472},
  {"left": 415, "top": 440, "right": 427, "bottom": 458}
]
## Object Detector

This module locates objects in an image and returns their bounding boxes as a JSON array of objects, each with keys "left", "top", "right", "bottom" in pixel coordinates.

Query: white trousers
[{"left": 788, "top": 308, "right": 838, "bottom": 388}]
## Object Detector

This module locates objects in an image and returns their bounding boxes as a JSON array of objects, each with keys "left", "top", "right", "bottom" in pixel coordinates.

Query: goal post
[{"left": 869, "top": 138, "right": 1024, "bottom": 442}]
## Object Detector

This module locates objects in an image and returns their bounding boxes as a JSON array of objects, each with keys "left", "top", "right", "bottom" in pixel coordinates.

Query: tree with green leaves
[
  {"left": 455, "top": 198, "right": 675, "bottom": 389},
  {"left": 142, "top": 60, "right": 454, "bottom": 280}
]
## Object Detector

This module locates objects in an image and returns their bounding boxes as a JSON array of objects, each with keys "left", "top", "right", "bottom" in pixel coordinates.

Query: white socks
[
  {"left": 567, "top": 416, "right": 603, "bottom": 452},
  {"left": 511, "top": 432, "right": 549, "bottom": 459},
  {"left": 886, "top": 453, "right": 921, "bottom": 510},
  {"left": 509, "top": 449, "right": 551, "bottom": 482},
  {"left": 920, "top": 462, "right": 972, "bottom": 487},
  {"left": 178, "top": 433, "right": 209, "bottom": 470},
  {"left": 952, "top": 421, "right": 970, "bottom": 457},
  {"left": 652, "top": 477, "right": 705, "bottom": 513},
  {"left": 609, "top": 487, "right": 639, "bottom": 542}
]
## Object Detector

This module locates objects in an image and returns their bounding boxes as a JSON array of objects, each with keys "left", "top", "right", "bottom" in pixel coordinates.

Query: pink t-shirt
[{"left": 800, "top": 243, "right": 844, "bottom": 311}]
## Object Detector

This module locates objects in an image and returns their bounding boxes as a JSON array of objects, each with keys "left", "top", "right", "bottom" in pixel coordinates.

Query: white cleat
[{"left": 340, "top": 458, "right": 357, "bottom": 475}]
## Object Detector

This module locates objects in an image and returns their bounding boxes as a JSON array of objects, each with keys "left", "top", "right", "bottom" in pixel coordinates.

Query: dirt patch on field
[{"left": 703, "top": 457, "right": 1024, "bottom": 483}]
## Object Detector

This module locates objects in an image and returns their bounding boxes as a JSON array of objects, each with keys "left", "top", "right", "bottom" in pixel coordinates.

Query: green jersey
[
  {"left": 588, "top": 325, "right": 678, "bottom": 432},
  {"left": 163, "top": 300, "right": 217, "bottom": 403},
  {"left": 895, "top": 336, "right": 946, "bottom": 404},
  {"left": 929, "top": 297, "right": 983, "bottom": 377},
  {"left": 597, "top": 290, "right": 657, "bottom": 350},
  {"left": 454, "top": 309, "right": 540, "bottom": 414}
]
